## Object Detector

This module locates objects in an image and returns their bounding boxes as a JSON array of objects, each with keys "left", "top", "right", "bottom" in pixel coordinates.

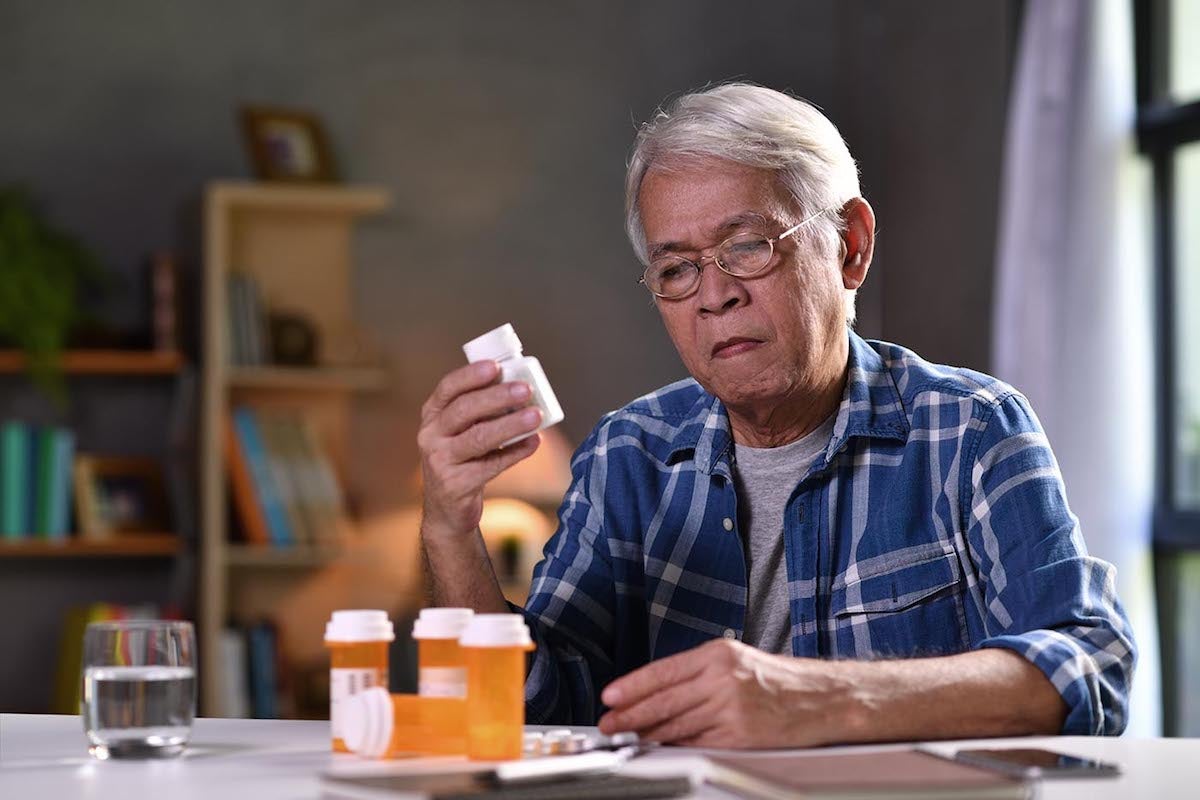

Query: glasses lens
[
  {"left": 646, "top": 259, "right": 698, "bottom": 297},
  {"left": 719, "top": 234, "right": 773, "bottom": 275}
]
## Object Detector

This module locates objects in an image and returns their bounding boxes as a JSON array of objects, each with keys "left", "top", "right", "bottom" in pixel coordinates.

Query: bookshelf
[{"left": 199, "top": 180, "right": 392, "bottom": 717}]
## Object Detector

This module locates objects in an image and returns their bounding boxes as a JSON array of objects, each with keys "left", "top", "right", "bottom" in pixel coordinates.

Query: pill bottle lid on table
[
  {"left": 458, "top": 614, "right": 533, "bottom": 648},
  {"left": 341, "top": 687, "right": 393, "bottom": 758},
  {"left": 325, "top": 610, "right": 395, "bottom": 643},
  {"left": 413, "top": 607, "right": 474, "bottom": 639}
]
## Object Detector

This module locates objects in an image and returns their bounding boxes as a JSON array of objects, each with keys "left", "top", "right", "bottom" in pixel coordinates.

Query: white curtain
[{"left": 993, "top": 0, "right": 1161, "bottom": 735}]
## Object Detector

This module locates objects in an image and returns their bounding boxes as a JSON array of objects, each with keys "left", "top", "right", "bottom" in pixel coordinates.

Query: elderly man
[{"left": 417, "top": 83, "right": 1135, "bottom": 748}]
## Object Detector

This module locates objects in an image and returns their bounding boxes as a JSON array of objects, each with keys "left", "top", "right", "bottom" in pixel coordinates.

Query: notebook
[{"left": 705, "top": 748, "right": 1033, "bottom": 799}]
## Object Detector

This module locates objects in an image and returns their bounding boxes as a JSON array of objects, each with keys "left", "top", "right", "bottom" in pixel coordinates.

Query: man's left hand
[{"left": 597, "top": 638, "right": 863, "bottom": 748}]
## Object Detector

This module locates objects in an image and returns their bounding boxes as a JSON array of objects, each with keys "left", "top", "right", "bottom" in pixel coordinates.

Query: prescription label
[
  {"left": 419, "top": 666, "right": 467, "bottom": 698},
  {"left": 330, "top": 667, "right": 386, "bottom": 738}
]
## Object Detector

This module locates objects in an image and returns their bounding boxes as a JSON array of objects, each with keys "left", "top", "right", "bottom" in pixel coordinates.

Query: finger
[
  {"left": 639, "top": 696, "right": 723, "bottom": 745},
  {"left": 446, "top": 407, "right": 542, "bottom": 463},
  {"left": 597, "top": 678, "right": 707, "bottom": 736},
  {"left": 422, "top": 361, "right": 500, "bottom": 420},
  {"left": 601, "top": 646, "right": 707, "bottom": 709},
  {"left": 467, "top": 432, "right": 541, "bottom": 485},
  {"left": 438, "top": 380, "right": 533, "bottom": 437}
]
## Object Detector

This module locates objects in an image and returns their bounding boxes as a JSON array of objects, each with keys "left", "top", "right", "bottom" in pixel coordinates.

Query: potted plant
[{"left": 0, "top": 187, "right": 106, "bottom": 403}]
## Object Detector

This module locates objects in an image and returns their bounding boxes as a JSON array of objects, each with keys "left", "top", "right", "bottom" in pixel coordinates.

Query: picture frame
[
  {"left": 239, "top": 106, "right": 337, "bottom": 183},
  {"left": 73, "top": 455, "right": 171, "bottom": 538}
]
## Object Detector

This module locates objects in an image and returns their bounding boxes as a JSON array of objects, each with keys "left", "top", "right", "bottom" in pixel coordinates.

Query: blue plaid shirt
[{"left": 519, "top": 332, "right": 1135, "bottom": 735}]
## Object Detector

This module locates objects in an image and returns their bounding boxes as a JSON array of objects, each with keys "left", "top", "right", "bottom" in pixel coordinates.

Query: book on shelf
[
  {"left": 0, "top": 421, "right": 75, "bottom": 540},
  {"left": 218, "top": 620, "right": 294, "bottom": 721},
  {"left": 227, "top": 407, "right": 347, "bottom": 548},
  {"left": 705, "top": 749, "right": 1032, "bottom": 800},
  {"left": 217, "top": 627, "right": 251, "bottom": 718},
  {"left": 226, "top": 271, "right": 271, "bottom": 366}
]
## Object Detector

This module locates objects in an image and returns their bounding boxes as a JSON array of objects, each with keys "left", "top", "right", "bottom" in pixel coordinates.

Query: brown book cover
[
  {"left": 706, "top": 748, "right": 1032, "bottom": 800},
  {"left": 224, "top": 412, "right": 271, "bottom": 545}
]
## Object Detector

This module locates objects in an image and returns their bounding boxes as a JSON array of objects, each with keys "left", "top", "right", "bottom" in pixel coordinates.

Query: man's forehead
[{"left": 639, "top": 162, "right": 790, "bottom": 251}]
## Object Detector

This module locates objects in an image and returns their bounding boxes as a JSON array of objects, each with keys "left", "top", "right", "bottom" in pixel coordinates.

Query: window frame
[{"left": 1135, "top": 0, "right": 1200, "bottom": 549}]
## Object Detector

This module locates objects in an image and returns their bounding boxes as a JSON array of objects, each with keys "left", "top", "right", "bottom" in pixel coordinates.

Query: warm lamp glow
[{"left": 481, "top": 427, "right": 574, "bottom": 510}]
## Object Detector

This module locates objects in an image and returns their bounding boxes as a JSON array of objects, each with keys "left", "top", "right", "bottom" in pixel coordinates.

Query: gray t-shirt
[{"left": 732, "top": 413, "right": 836, "bottom": 655}]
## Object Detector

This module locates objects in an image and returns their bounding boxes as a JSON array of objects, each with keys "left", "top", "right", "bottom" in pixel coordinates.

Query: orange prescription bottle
[
  {"left": 340, "top": 687, "right": 467, "bottom": 758},
  {"left": 324, "top": 610, "right": 395, "bottom": 752},
  {"left": 413, "top": 608, "right": 473, "bottom": 698},
  {"left": 459, "top": 614, "right": 535, "bottom": 761}
]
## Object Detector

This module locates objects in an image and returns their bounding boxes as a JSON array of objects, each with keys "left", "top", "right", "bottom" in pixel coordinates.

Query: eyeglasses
[{"left": 638, "top": 207, "right": 832, "bottom": 299}]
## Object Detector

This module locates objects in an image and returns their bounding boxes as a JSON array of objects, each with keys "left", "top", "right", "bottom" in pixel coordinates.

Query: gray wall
[{"left": 0, "top": 0, "right": 1013, "bottom": 711}]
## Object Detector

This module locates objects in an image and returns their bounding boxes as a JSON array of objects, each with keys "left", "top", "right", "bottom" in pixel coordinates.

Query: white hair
[{"left": 625, "top": 83, "right": 862, "bottom": 322}]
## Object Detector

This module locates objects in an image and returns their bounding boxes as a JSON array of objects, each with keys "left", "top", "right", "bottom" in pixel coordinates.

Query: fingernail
[
  {"left": 510, "top": 382, "right": 531, "bottom": 400},
  {"left": 602, "top": 686, "right": 620, "bottom": 706},
  {"left": 521, "top": 408, "right": 540, "bottom": 425},
  {"left": 477, "top": 360, "right": 498, "bottom": 377}
]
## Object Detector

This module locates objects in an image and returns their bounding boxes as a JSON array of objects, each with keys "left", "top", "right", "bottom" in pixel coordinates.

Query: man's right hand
[{"left": 417, "top": 360, "right": 543, "bottom": 537}]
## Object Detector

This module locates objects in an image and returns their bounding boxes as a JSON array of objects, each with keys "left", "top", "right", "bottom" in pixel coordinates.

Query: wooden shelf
[
  {"left": 0, "top": 349, "right": 184, "bottom": 375},
  {"left": 225, "top": 544, "right": 346, "bottom": 569},
  {"left": 226, "top": 365, "right": 388, "bottom": 392},
  {"left": 0, "top": 533, "right": 183, "bottom": 558},
  {"left": 207, "top": 181, "right": 391, "bottom": 216}
]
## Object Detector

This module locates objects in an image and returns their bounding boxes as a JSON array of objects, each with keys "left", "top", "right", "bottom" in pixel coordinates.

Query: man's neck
[{"left": 726, "top": 350, "right": 849, "bottom": 449}]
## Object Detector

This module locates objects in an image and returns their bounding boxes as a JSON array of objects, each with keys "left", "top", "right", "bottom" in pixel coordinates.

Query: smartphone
[{"left": 950, "top": 747, "right": 1120, "bottom": 779}]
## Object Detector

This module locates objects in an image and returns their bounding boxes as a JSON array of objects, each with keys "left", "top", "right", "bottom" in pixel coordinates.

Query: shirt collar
[{"left": 670, "top": 330, "right": 910, "bottom": 476}]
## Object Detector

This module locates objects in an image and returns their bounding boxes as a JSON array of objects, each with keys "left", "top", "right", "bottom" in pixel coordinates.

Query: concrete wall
[{"left": 0, "top": 0, "right": 1013, "bottom": 710}]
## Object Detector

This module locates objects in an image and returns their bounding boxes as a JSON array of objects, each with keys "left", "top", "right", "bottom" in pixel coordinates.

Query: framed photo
[
  {"left": 73, "top": 456, "right": 171, "bottom": 538},
  {"left": 239, "top": 106, "right": 337, "bottom": 183}
]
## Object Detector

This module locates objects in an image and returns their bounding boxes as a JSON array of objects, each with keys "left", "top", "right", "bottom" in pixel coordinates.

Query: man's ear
[{"left": 840, "top": 197, "right": 875, "bottom": 290}]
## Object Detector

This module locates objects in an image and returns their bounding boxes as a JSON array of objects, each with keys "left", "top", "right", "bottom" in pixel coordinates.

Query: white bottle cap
[
  {"left": 458, "top": 613, "right": 533, "bottom": 648},
  {"left": 463, "top": 323, "right": 523, "bottom": 363},
  {"left": 341, "top": 686, "right": 392, "bottom": 758},
  {"left": 324, "top": 610, "right": 395, "bottom": 643},
  {"left": 412, "top": 607, "right": 474, "bottom": 640}
]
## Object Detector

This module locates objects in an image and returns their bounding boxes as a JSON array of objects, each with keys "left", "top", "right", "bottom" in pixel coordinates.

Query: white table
[{"left": 1, "top": 713, "right": 1198, "bottom": 798}]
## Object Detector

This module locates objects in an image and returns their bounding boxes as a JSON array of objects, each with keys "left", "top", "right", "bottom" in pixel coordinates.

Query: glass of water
[{"left": 81, "top": 619, "right": 196, "bottom": 759}]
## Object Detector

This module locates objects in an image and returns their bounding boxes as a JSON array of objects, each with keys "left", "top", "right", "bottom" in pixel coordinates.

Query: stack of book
[
  {"left": 224, "top": 407, "right": 346, "bottom": 547},
  {"left": 226, "top": 272, "right": 271, "bottom": 366},
  {"left": 0, "top": 421, "right": 75, "bottom": 540}
]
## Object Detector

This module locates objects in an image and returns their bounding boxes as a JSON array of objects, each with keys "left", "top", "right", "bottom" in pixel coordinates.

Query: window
[
  {"left": 1135, "top": 0, "right": 1200, "bottom": 536},
  {"left": 1136, "top": 0, "right": 1200, "bottom": 737}
]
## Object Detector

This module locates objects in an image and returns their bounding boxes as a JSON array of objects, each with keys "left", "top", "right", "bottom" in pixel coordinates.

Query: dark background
[{"left": 0, "top": 0, "right": 1015, "bottom": 711}]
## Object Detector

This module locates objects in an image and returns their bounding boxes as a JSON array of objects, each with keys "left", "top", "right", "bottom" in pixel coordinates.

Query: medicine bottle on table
[
  {"left": 340, "top": 688, "right": 467, "bottom": 758},
  {"left": 459, "top": 613, "right": 535, "bottom": 761},
  {"left": 324, "top": 610, "right": 394, "bottom": 752},
  {"left": 413, "top": 607, "right": 473, "bottom": 698},
  {"left": 463, "top": 323, "right": 564, "bottom": 446}
]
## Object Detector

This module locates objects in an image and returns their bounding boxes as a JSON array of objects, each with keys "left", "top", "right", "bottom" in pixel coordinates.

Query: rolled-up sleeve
[
  {"left": 964, "top": 393, "right": 1136, "bottom": 735},
  {"left": 513, "top": 424, "right": 617, "bottom": 725}
]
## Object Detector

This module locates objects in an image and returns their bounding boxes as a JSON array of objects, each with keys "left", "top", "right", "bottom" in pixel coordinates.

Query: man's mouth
[{"left": 711, "top": 337, "right": 764, "bottom": 358}]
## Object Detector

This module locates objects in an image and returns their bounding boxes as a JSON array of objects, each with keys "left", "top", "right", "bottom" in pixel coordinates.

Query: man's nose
[{"left": 696, "top": 255, "right": 746, "bottom": 314}]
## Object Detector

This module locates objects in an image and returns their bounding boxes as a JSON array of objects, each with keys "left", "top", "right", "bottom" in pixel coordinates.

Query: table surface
[{"left": 1, "top": 713, "right": 1199, "bottom": 799}]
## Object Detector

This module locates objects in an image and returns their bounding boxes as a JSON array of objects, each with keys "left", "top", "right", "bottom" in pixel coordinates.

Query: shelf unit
[
  {"left": 199, "top": 180, "right": 392, "bottom": 717},
  {"left": 0, "top": 533, "right": 182, "bottom": 558},
  {"left": 0, "top": 349, "right": 184, "bottom": 375}
]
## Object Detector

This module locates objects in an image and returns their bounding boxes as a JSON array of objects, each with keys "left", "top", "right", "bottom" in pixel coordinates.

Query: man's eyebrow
[{"left": 646, "top": 212, "right": 770, "bottom": 261}]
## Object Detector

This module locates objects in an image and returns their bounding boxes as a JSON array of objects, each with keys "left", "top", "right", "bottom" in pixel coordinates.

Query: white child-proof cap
[
  {"left": 341, "top": 686, "right": 392, "bottom": 758},
  {"left": 412, "top": 607, "right": 474, "bottom": 640},
  {"left": 463, "top": 323, "right": 523, "bottom": 363},
  {"left": 324, "top": 610, "right": 395, "bottom": 643},
  {"left": 458, "top": 613, "right": 533, "bottom": 648}
]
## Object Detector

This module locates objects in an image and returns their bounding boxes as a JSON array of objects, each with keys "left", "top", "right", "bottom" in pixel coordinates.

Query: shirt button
[
  {"left": 722, "top": 517, "right": 734, "bottom": 531},
  {"left": 723, "top": 628, "right": 737, "bottom": 640}
]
